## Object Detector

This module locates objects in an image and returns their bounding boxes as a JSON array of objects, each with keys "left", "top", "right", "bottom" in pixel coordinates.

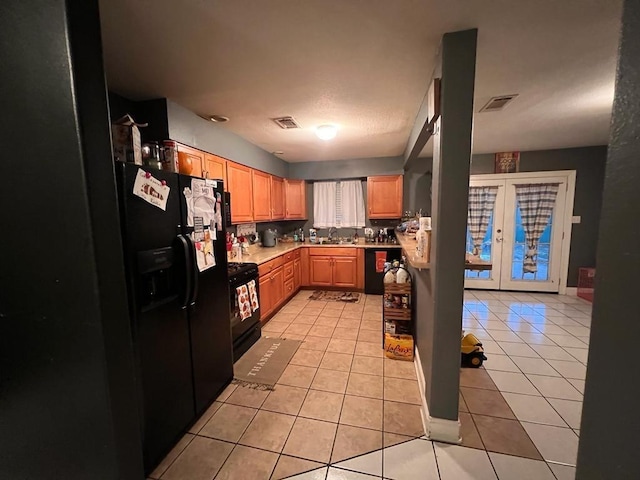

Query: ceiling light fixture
[
  {"left": 315, "top": 124, "right": 338, "bottom": 140},
  {"left": 209, "top": 114, "right": 229, "bottom": 123},
  {"left": 200, "top": 114, "right": 230, "bottom": 123}
]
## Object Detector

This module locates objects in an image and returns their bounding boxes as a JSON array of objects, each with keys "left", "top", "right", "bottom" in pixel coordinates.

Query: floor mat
[
  {"left": 233, "top": 337, "right": 301, "bottom": 388},
  {"left": 308, "top": 290, "right": 362, "bottom": 303}
]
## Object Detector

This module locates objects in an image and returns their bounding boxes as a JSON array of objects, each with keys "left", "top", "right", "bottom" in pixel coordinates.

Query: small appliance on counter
[
  {"left": 364, "top": 228, "right": 376, "bottom": 243},
  {"left": 262, "top": 229, "right": 277, "bottom": 247},
  {"left": 309, "top": 228, "right": 317, "bottom": 244}
]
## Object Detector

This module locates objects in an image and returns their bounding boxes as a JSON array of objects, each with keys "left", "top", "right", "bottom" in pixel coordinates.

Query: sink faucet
[{"left": 328, "top": 227, "right": 338, "bottom": 241}]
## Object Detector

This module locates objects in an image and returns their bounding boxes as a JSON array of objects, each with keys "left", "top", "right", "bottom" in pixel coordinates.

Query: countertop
[
  {"left": 395, "top": 233, "right": 431, "bottom": 270},
  {"left": 235, "top": 239, "right": 401, "bottom": 265},
  {"left": 395, "top": 231, "right": 493, "bottom": 271}
]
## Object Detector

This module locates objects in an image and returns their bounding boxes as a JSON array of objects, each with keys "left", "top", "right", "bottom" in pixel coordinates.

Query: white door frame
[{"left": 469, "top": 170, "right": 576, "bottom": 295}]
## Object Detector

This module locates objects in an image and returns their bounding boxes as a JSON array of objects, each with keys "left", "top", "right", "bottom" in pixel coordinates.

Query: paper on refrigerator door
[
  {"left": 192, "top": 229, "right": 216, "bottom": 272},
  {"left": 183, "top": 178, "right": 216, "bottom": 227},
  {"left": 133, "top": 169, "right": 170, "bottom": 210}
]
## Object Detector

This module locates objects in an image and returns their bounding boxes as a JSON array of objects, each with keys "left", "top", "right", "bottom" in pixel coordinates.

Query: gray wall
[
  {"left": 167, "top": 100, "right": 289, "bottom": 177},
  {"left": 576, "top": 0, "right": 638, "bottom": 477},
  {"left": 286, "top": 158, "right": 404, "bottom": 238},
  {"left": 403, "top": 166, "right": 433, "bottom": 216},
  {"left": 288, "top": 156, "right": 404, "bottom": 180},
  {"left": 470, "top": 146, "right": 607, "bottom": 287},
  {"left": 108, "top": 92, "right": 170, "bottom": 143}
]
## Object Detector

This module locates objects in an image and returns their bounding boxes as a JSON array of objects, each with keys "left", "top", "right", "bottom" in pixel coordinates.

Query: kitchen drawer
[
  {"left": 283, "top": 260, "right": 294, "bottom": 280},
  {"left": 258, "top": 255, "right": 284, "bottom": 276},
  {"left": 294, "top": 249, "right": 301, "bottom": 259},
  {"left": 283, "top": 251, "right": 295, "bottom": 262},
  {"left": 284, "top": 278, "right": 295, "bottom": 298},
  {"left": 308, "top": 247, "right": 358, "bottom": 257}
]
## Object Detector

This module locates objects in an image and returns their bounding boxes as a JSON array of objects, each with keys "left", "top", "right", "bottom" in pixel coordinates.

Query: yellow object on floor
[
  {"left": 384, "top": 333, "right": 414, "bottom": 361},
  {"left": 461, "top": 332, "right": 487, "bottom": 368}
]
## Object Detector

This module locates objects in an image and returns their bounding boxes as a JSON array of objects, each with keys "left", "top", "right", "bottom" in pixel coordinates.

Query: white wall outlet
[{"left": 572, "top": 216, "right": 581, "bottom": 224}]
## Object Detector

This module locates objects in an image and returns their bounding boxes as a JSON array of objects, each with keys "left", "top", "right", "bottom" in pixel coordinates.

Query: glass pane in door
[
  {"left": 465, "top": 212, "right": 494, "bottom": 280},
  {"left": 510, "top": 205, "right": 553, "bottom": 282}
]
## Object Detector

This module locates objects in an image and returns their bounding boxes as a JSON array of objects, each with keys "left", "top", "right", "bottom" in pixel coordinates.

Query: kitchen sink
[{"left": 320, "top": 238, "right": 357, "bottom": 245}]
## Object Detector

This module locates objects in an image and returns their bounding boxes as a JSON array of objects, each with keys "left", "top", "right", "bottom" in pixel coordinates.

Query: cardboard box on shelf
[{"left": 111, "top": 114, "right": 146, "bottom": 165}]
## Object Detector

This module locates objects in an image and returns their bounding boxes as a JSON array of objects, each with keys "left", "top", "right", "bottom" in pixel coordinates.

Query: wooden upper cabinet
[
  {"left": 204, "top": 153, "right": 227, "bottom": 190},
  {"left": 367, "top": 175, "right": 403, "bottom": 219},
  {"left": 252, "top": 170, "right": 272, "bottom": 222},
  {"left": 284, "top": 179, "right": 307, "bottom": 219},
  {"left": 271, "top": 176, "right": 285, "bottom": 220},
  {"left": 227, "top": 161, "right": 254, "bottom": 223},
  {"left": 177, "top": 144, "right": 204, "bottom": 178}
]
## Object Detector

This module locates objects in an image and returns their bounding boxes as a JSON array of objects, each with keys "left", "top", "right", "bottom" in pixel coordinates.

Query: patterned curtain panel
[
  {"left": 515, "top": 183, "right": 559, "bottom": 273},
  {"left": 467, "top": 186, "right": 498, "bottom": 255}
]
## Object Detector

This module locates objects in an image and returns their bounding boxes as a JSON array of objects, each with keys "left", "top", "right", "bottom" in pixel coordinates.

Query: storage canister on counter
[{"left": 162, "top": 140, "right": 179, "bottom": 173}]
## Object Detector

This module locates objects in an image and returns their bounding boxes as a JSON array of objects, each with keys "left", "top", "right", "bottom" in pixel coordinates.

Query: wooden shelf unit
[{"left": 382, "top": 267, "right": 413, "bottom": 345}]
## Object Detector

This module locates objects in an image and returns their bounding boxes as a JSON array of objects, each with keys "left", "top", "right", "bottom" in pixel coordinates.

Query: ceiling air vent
[
  {"left": 479, "top": 94, "right": 518, "bottom": 112},
  {"left": 272, "top": 116, "right": 301, "bottom": 129}
]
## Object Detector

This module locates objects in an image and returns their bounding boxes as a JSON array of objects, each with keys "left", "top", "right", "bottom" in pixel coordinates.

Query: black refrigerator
[{"left": 116, "top": 163, "right": 232, "bottom": 474}]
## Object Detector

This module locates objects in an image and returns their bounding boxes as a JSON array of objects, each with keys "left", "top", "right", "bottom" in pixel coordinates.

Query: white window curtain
[
  {"left": 313, "top": 180, "right": 366, "bottom": 228},
  {"left": 467, "top": 186, "right": 498, "bottom": 255},
  {"left": 515, "top": 183, "right": 560, "bottom": 274},
  {"left": 339, "top": 180, "right": 366, "bottom": 228},
  {"left": 313, "top": 182, "right": 337, "bottom": 228}
]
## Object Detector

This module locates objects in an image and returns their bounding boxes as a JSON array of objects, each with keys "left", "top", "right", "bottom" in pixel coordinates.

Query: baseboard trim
[
  {"left": 413, "top": 348, "right": 429, "bottom": 437},
  {"left": 565, "top": 287, "right": 578, "bottom": 296},
  {"left": 413, "top": 347, "right": 461, "bottom": 444}
]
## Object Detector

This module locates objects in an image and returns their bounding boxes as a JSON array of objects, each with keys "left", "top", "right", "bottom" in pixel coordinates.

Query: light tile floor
[{"left": 149, "top": 289, "right": 591, "bottom": 479}]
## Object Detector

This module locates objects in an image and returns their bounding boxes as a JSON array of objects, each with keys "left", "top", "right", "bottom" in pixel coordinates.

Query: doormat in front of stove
[
  {"left": 308, "top": 290, "right": 362, "bottom": 303},
  {"left": 233, "top": 337, "right": 302, "bottom": 389}
]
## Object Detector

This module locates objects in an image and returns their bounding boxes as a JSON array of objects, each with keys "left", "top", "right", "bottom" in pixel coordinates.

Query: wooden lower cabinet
[
  {"left": 258, "top": 275, "right": 273, "bottom": 320},
  {"left": 259, "top": 265, "right": 285, "bottom": 321},
  {"left": 260, "top": 246, "right": 363, "bottom": 321},
  {"left": 293, "top": 257, "right": 301, "bottom": 290},
  {"left": 332, "top": 256, "right": 358, "bottom": 288},
  {"left": 284, "top": 278, "right": 295, "bottom": 298},
  {"left": 271, "top": 266, "right": 284, "bottom": 307},
  {"left": 309, "top": 256, "right": 334, "bottom": 286},
  {"left": 309, "top": 254, "right": 358, "bottom": 288}
]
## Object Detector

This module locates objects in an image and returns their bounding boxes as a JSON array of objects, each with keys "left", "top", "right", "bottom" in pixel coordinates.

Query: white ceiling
[{"left": 100, "top": 0, "right": 622, "bottom": 163}]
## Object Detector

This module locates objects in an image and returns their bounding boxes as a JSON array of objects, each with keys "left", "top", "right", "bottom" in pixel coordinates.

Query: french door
[{"left": 464, "top": 172, "right": 574, "bottom": 293}]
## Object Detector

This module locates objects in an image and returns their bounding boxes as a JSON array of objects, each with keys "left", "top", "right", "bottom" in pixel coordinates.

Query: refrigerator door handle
[
  {"left": 176, "top": 234, "right": 192, "bottom": 309},
  {"left": 185, "top": 235, "right": 199, "bottom": 307}
]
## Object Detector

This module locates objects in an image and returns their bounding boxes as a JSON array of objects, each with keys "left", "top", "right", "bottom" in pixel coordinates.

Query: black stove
[
  {"left": 227, "top": 262, "right": 258, "bottom": 280},
  {"left": 227, "top": 262, "right": 261, "bottom": 361}
]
